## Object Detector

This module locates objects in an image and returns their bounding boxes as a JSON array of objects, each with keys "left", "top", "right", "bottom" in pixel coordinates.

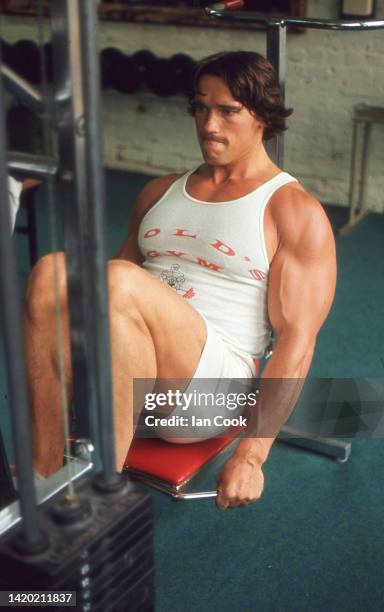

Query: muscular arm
[
  {"left": 113, "top": 173, "right": 182, "bottom": 263},
  {"left": 216, "top": 189, "right": 337, "bottom": 508}
]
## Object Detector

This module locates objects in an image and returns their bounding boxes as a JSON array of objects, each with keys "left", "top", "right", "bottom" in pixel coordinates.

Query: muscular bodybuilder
[{"left": 24, "top": 52, "right": 336, "bottom": 510}]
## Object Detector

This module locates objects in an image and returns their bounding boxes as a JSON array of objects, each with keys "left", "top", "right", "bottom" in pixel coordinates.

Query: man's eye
[
  {"left": 221, "top": 108, "right": 239, "bottom": 116},
  {"left": 193, "top": 103, "right": 205, "bottom": 113}
]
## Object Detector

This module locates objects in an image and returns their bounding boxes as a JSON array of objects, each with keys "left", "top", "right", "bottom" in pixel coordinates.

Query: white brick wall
[{"left": 2, "top": 0, "right": 384, "bottom": 210}]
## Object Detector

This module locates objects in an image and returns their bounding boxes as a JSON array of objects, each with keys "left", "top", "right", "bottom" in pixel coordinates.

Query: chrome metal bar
[
  {"left": 175, "top": 491, "right": 217, "bottom": 500},
  {"left": 0, "top": 64, "right": 44, "bottom": 114},
  {"left": 278, "top": 426, "right": 352, "bottom": 462},
  {"left": 0, "top": 57, "right": 43, "bottom": 551},
  {"left": 205, "top": 8, "right": 384, "bottom": 30},
  {"left": 51, "top": 0, "right": 99, "bottom": 456},
  {"left": 79, "top": 1, "right": 119, "bottom": 486},
  {"left": 8, "top": 152, "right": 57, "bottom": 179},
  {"left": 0, "top": 459, "right": 93, "bottom": 538}
]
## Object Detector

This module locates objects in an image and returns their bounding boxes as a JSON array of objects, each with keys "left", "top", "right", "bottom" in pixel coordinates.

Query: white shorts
[{"left": 153, "top": 316, "right": 258, "bottom": 442}]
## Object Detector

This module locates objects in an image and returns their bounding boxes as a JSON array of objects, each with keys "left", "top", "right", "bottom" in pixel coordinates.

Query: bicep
[{"left": 268, "top": 220, "right": 337, "bottom": 343}]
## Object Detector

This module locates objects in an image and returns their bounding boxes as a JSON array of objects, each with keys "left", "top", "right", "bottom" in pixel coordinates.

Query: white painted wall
[{"left": 2, "top": 0, "right": 384, "bottom": 209}]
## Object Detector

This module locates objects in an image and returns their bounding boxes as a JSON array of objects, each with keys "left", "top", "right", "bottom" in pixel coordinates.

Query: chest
[
  {"left": 186, "top": 179, "right": 278, "bottom": 264},
  {"left": 139, "top": 202, "right": 277, "bottom": 278}
]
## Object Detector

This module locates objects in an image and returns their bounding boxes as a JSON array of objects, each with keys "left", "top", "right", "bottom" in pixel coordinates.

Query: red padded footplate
[{"left": 124, "top": 430, "right": 242, "bottom": 487}]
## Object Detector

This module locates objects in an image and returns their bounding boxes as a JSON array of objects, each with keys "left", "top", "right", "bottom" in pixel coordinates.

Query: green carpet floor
[{"left": 1, "top": 170, "right": 384, "bottom": 611}]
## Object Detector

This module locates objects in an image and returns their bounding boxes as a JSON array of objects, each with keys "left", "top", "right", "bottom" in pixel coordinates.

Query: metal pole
[
  {"left": 204, "top": 8, "right": 384, "bottom": 30},
  {"left": 266, "top": 24, "right": 286, "bottom": 166},
  {"left": 0, "top": 54, "right": 45, "bottom": 552},
  {"left": 51, "top": 0, "right": 99, "bottom": 456},
  {"left": 1, "top": 64, "right": 43, "bottom": 114},
  {"left": 79, "top": 1, "right": 120, "bottom": 487}
]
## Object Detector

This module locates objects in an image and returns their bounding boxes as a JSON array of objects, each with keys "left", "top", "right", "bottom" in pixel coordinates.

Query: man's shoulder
[
  {"left": 269, "top": 181, "right": 326, "bottom": 224},
  {"left": 141, "top": 172, "right": 183, "bottom": 202},
  {"left": 269, "top": 180, "right": 333, "bottom": 250},
  {"left": 269, "top": 179, "right": 316, "bottom": 209},
  {"left": 134, "top": 172, "right": 184, "bottom": 219}
]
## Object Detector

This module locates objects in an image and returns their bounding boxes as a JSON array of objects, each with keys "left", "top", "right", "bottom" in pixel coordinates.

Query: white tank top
[
  {"left": 138, "top": 168, "right": 297, "bottom": 358},
  {"left": 8, "top": 176, "right": 22, "bottom": 233}
]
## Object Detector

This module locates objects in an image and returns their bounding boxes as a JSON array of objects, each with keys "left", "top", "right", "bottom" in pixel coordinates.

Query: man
[{"left": 24, "top": 51, "right": 336, "bottom": 510}]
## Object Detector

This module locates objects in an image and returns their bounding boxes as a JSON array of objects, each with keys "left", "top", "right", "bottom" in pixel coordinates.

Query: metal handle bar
[
  {"left": 1, "top": 64, "right": 44, "bottom": 114},
  {"left": 173, "top": 490, "right": 218, "bottom": 500},
  {"left": 205, "top": 8, "right": 384, "bottom": 30},
  {"left": 8, "top": 152, "right": 58, "bottom": 179}
]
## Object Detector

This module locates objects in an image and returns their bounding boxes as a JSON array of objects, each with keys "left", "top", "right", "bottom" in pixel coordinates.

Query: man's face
[{"left": 192, "top": 74, "right": 264, "bottom": 166}]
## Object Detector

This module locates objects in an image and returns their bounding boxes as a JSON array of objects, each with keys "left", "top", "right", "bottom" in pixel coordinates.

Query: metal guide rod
[
  {"left": 51, "top": 0, "right": 99, "bottom": 455},
  {"left": 0, "top": 53, "right": 44, "bottom": 551},
  {"left": 204, "top": 9, "right": 384, "bottom": 30},
  {"left": 78, "top": 1, "right": 120, "bottom": 485}
]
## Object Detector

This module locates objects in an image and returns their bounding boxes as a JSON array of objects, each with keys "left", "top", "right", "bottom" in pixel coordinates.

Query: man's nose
[{"left": 202, "top": 109, "right": 220, "bottom": 133}]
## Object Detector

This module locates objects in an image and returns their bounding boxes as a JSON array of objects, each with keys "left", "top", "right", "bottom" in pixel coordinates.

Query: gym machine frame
[
  {"left": 206, "top": 8, "right": 384, "bottom": 232},
  {"left": 0, "top": 0, "right": 121, "bottom": 534},
  {"left": 0, "top": 6, "right": 155, "bottom": 610},
  {"left": 0, "top": 0, "right": 120, "bottom": 496},
  {"left": 1, "top": 1, "right": 119, "bottom": 471},
  {"left": 203, "top": 6, "right": 384, "bottom": 466}
]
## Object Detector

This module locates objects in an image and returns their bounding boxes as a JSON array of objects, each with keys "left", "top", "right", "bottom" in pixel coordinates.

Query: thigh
[
  {"left": 108, "top": 260, "right": 207, "bottom": 379},
  {"left": 150, "top": 322, "right": 257, "bottom": 442}
]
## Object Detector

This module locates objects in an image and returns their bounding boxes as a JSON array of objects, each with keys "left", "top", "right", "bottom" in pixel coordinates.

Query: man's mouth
[{"left": 202, "top": 137, "right": 226, "bottom": 145}]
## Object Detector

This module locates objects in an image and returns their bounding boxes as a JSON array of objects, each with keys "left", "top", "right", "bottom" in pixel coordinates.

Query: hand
[{"left": 216, "top": 452, "right": 264, "bottom": 510}]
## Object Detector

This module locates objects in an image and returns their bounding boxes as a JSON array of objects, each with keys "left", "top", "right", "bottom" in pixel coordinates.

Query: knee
[
  {"left": 107, "top": 260, "right": 142, "bottom": 312},
  {"left": 25, "top": 252, "right": 67, "bottom": 320}
]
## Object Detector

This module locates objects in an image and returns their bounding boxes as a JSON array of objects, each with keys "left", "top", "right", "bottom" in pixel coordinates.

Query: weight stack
[{"left": 0, "top": 475, "right": 154, "bottom": 612}]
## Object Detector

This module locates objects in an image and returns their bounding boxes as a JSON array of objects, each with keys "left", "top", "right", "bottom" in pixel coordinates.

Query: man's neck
[{"left": 203, "top": 145, "right": 280, "bottom": 185}]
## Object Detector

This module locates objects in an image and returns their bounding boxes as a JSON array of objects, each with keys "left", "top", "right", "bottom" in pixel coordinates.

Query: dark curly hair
[{"left": 188, "top": 51, "right": 293, "bottom": 141}]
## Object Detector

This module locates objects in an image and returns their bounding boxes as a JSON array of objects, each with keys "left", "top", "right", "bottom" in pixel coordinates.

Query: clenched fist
[{"left": 216, "top": 452, "right": 264, "bottom": 510}]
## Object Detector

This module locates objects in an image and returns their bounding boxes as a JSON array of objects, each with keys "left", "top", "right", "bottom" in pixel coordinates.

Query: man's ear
[{"left": 251, "top": 111, "right": 266, "bottom": 132}]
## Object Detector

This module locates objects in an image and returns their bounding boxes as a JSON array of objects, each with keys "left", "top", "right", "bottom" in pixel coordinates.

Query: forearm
[{"left": 235, "top": 331, "right": 315, "bottom": 465}]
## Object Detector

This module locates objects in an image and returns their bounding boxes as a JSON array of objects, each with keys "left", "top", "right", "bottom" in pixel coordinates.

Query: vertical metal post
[
  {"left": 51, "top": 0, "right": 99, "bottom": 460},
  {"left": 0, "top": 430, "right": 16, "bottom": 506},
  {"left": 266, "top": 22, "right": 287, "bottom": 167},
  {"left": 79, "top": 2, "right": 120, "bottom": 486},
  {"left": 0, "top": 56, "right": 45, "bottom": 552}
]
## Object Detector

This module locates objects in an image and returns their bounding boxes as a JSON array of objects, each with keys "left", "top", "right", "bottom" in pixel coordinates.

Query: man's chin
[{"left": 201, "top": 150, "right": 227, "bottom": 165}]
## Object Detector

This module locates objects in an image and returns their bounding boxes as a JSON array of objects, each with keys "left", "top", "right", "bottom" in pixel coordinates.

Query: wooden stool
[{"left": 340, "top": 104, "right": 384, "bottom": 234}]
